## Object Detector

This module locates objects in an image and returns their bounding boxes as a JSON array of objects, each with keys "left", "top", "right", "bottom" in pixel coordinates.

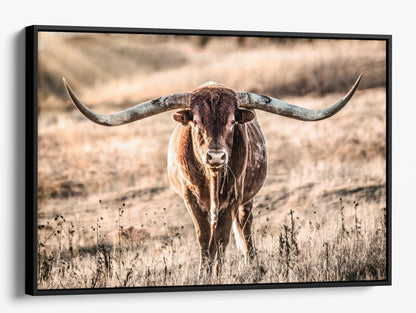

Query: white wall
[{"left": 1, "top": 0, "right": 411, "bottom": 312}]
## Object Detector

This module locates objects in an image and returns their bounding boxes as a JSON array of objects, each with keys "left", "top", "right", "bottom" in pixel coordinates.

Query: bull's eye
[{"left": 197, "top": 130, "right": 205, "bottom": 144}]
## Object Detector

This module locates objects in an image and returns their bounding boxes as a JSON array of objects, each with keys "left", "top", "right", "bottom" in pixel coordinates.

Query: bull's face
[{"left": 173, "top": 86, "right": 255, "bottom": 172}]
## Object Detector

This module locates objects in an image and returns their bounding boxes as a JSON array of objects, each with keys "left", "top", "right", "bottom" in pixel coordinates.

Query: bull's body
[
  {"left": 168, "top": 101, "right": 267, "bottom": 272},
  {"left": 167, "top": 85, "right": 267, "bottom": 274}
]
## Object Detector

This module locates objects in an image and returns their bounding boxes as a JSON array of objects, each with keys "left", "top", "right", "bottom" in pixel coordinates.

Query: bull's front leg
[
  {"left": 238, "top": 199, "right": 256, "bottom": 260},
  {"left": 209, "top": 207, "right": 234, "bottom": 277},
  {"left": 182, "top": 189, "right": 212, "bottom": 278},
  {"left": 208, "top": 173, "right": 243, "bottom": 277}
]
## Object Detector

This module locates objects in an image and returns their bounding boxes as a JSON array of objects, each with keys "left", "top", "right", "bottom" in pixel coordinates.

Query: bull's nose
[{"left": 206, "top": 149, "right": 227, "bottom": 167}]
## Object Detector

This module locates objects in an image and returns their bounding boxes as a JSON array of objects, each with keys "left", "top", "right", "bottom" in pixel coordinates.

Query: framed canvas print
[{"left": 26, "top": 25, "right": 391, "bottom": 295}]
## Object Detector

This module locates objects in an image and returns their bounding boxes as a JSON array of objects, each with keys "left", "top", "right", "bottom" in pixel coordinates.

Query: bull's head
[
  {"left": 63, "top": 75, "right": 362, "bottom": 165},
  {"left": 172, "top": 84, "right": 255, "bottom": 171}
]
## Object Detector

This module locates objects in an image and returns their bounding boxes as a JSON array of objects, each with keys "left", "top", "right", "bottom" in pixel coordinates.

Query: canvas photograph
[{"left": 27, "top": 26, "right": 390, "bottom": 294}]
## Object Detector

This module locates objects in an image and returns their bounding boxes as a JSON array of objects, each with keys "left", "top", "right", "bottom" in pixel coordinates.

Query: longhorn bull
[{"left": 63, "top": 74, "right": 362, "bottom": 276}]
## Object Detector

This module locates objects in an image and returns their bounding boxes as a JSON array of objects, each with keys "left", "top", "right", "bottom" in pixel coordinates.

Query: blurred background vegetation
[{"left": 38, "top": 32, "right": 386, "bottom": 112}]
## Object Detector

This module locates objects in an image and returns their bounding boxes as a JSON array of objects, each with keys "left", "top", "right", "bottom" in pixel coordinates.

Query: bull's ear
[
  {"left": 236, "top": 108, "right": 255, "bottom": 124},
  {"left": 173, "top": 109, "right": 193, "bottom": 125}
]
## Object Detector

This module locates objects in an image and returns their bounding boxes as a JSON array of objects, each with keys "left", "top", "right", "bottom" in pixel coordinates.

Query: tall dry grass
[
  {"left": 37, "top": 32, "right": 387, "bottom": 289},
  {"left": 37, "top": 195, "right": 386, "bottom": 289}
]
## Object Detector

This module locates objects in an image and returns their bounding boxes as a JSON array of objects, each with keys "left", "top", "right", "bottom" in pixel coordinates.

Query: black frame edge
[
  {"left": 33, "top": 279, "right": 391, "bottom": 296},
  {"left": 31, "top": 24, "right": 390, "bottom": 40},
  {"left": 25, "top": 25, "right": 392, "bottom": 295},
  {"left": 386, "top": 35, "right": 392, "bottom": 286},
  {"left": 25, "top": 25, "right": 39, "bottom": 295}
]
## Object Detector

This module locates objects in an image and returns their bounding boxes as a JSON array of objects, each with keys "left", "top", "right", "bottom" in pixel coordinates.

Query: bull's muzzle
[{"left": 205, "top": 149, "right": 228, "bottom": 168}]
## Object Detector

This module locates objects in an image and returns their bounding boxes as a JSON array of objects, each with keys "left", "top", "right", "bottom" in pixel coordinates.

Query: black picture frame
[{"left": 26, "top": 25, "right": 392, "bottom": 296}]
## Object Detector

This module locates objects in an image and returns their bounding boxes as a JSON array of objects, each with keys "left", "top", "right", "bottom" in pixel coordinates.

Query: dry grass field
[{"left": 36, "top": 32, "right": 387, "bottom": 289}]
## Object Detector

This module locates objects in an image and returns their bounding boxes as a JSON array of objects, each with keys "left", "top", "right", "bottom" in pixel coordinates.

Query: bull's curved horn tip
[
  {"left": 345, "top": 72, "right": 363, "bottom": 97},
  {"left": 354, "top": 72, "right": 363, "bottom": 88},
  {"left": 62, "top": 77, "right": 71, "bottom": 90},
  {"left": 357, "top": 72, "right": 363, "bottom": 83}
]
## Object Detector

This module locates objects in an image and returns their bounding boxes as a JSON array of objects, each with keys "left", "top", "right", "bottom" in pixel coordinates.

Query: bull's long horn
[
  {"left": 63, "top": 78, "right": 191, "bottom": 126},
  {"left": 236, "top": 73, "right": 362, "bottom": 121}
]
